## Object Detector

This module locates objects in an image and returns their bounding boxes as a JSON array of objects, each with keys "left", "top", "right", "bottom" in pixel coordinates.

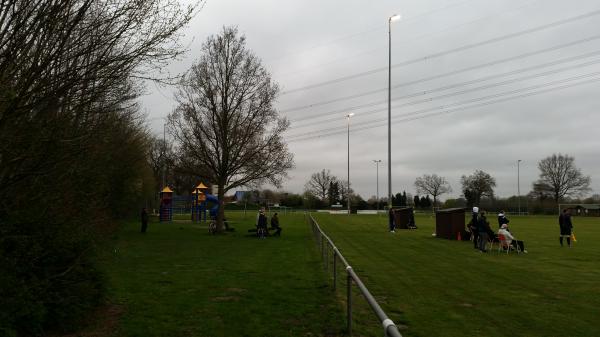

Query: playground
[{"left": 97, "top": 211, "right": 600, "bottom": 337}]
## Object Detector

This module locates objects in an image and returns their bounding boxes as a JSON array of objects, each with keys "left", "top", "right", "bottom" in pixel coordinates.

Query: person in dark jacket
[
  {"left": 140, "top": 207, "right": 149, "bottom": 233},
  {"left": 270, "top": 212, "right": 282, "bottom": 236},
  {"left": 469, "top": 207, "right": 479, "bottom": 249},
  {"left": 497, "top": 210, "right": 510, "bottom": 228},
  {"left": 559, "top": 209, "right": 573, "bottom": 247},
  {"left": 388, "top": 208, "right": 396, "bottom": 233},
  {"left": 477, "top": 210, "right": 491, "bottom": 252},
  {"left": 257, "top": 209, "right": 268, "bottom": 238}
]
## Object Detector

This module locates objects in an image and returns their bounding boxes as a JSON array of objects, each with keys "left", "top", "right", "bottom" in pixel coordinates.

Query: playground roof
[
  {"left": 195, "top": 182, "right": 208, "bottom": 189},
  {"left": 161, "top": 186, "right": 173, "bottom": 193}
]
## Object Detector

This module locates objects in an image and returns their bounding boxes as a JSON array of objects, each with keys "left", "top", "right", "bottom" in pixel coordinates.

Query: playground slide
[{"left": 206, "top": 194, "right": 219, "bottom": 218}]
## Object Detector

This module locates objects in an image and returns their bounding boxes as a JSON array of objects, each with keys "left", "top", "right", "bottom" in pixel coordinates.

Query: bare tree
[
  {"left": 304, "top": 169, "right": 336, "bottom": 202},
  {"left": 169, "top": 27, "right": 294, "bottom": 231},
  {"left": 461, "top": 170, "right": 496, "bottom": 206},
  {"left": 536, "top": 153, "right": 591, "bottom": 204},
  {"left": 414, "top": 174, "right": 452, "bottom": 207}
]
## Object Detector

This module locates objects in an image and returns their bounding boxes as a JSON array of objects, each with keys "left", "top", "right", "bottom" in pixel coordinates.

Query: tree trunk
[{"left": 216, "top": 184, "right": 226, "bottom": 233}]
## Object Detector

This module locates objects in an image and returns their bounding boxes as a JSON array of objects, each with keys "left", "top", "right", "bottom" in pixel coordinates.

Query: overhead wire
[
  {"left": 286, "top": 75, "right": 600, "bottom": 143},
  {"left": 279, "top": 8, "right": 600, "bottom": 95},
  {"left": 286, "top": 51, "right": 600, "bottom": 128},
  {"left": 280, "top": 34, "right": 600, "bottom": 114},
  {"left": 285, "top": 71, "right": 600, "bottom": 141}
]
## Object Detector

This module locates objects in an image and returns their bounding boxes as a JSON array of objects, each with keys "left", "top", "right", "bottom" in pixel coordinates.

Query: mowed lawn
[
  {"left": 312, "top": 213, "right": 600, "bottom": 337},
  {"left": 99, "top": 212, "right": 343, "bottom": 337}
]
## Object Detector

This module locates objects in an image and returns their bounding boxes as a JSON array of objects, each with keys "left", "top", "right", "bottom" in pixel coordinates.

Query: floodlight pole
[
  {"left": 162, "top": 123, "right": 166, "bottom": 188},
  {"left": 346, "top": 113, "right": 354, "bottom": 216},
  {"left": 517, "top": 159, "right": 522, "bottom": 215},
  {"left": 387, "top": 14, "right": 400, "bottom": 209},
  {"left": 373, "top": 160, "right": 381, "bottom": 210}
]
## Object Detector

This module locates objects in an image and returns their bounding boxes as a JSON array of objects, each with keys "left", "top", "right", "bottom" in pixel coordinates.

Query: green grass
[
  {"left": 99, "top": 212, "right": 343, "bottom": 337},
  {"left": 312, "top": 213, "right": 600, "bottom": 337}
]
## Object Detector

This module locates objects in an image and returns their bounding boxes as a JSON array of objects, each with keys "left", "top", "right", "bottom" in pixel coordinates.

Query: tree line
[
  {"left": 0, "top": 1, "right": 198, "bottom": 335},
  {"left": 301, "top": 153, "right": 593, "bottom": 212}
]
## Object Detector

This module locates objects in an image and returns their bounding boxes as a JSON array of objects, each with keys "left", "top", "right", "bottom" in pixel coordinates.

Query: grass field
[
  {"left": 99, "top": 212, "right": 343, "bottom": 337},
  {"left": 312, "top": 212, "right": 600, "bottom": 337},
  {"left": 97, "top": 211, "right": 600, "bottom": 337}
]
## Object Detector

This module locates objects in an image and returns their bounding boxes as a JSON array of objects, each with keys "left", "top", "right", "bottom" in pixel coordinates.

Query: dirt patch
[
  {"left": 55, "top": 304, "right": 123, "bottom": 337},
  {"left": 210, "top": 296, "right": 240, "bottom": 302}
]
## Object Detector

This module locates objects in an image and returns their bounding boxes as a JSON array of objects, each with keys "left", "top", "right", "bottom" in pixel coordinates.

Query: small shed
[
  {"left": 393, "top": 207, "right": 416, "bottom": 229},
  {"left": 435, "top": 208, "right": 466, "bottom": 240}
]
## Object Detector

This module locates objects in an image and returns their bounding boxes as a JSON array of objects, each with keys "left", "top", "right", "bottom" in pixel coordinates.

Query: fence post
[
  {"left": 324, "top": 242, "right": 328, "bottom": 271},
  {"left": 347, "top": 266, "right": 352, "bottom": 336},
  {"left": 321, "top": 233, "right": 325, "bottom": 260},
  {"left": 333, "top": 250, "right": 337, "bottom": 290}
]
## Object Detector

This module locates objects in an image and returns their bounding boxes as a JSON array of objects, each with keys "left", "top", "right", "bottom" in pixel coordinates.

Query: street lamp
[
  {"left": 388, "top": 13, "right": 401, "bottom": 210},
  {"left": 517, "top": 159, "right": 522, "bottom": 215},
  {"left": 346, "top": 113, "right": 355, "bottom": 216},
  {"left": 373, "top": 160, "right": 382, "bottom": 210}
]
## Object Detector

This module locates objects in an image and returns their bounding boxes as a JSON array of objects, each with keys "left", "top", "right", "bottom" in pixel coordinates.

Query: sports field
[
  {"left": 97, "top": 211, "right": 600, "bottom": 337},
  {"left": 313, "top": 212, "right": 600, "bottom": 337}
]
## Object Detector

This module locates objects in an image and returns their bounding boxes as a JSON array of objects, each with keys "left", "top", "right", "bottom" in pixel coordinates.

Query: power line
[
  {"left": 274, "top": 0, "right": 541, "bottom": 80},
  {"left": 267, "top": 0, "right": 479, "bottom": 66},
  {"left": 287, "top": 53, "right": 600, "bottom": 128},
  {"left": 286, "top": 72, "right": 600, "bottom": 141},
  {"left": 280, "top": 34, "right": 600, "bottom": 114},
  {"left": 280, "top": 8, "right": 600, "bottom": 95},
  {"left": 287, "top": 76, "right": 600, "bottom": 143}
]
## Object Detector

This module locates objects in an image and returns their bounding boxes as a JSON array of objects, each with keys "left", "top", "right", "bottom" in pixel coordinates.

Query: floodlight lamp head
[
  {"left": 346, "top": 113, "right": 355, "bottom": 118},
  {"left": 390, "top": 14, "right": 401, "bottom": 22}
]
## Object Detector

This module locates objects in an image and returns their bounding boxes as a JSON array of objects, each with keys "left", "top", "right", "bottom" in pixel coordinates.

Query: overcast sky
[{"left": 143, "top": 0, "right": 600, "bottom": 200}]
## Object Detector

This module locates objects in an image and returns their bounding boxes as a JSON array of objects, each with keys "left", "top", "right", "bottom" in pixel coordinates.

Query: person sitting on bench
[{"left": 270, "top": 212, "right": 282, "bottom": 236}]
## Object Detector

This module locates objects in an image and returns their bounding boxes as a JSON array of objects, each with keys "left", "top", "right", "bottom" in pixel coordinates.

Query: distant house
[
  {"left": 233, "top": 191, "right": 258, "bottom": 204},
  {"left": 573, "top": 204, "right": 600, "bottom": 216}
]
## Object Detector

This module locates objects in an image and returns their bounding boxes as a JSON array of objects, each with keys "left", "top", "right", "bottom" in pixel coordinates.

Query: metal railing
[{"left": 307, "top": 213, "right": 403, "bottom": 337}]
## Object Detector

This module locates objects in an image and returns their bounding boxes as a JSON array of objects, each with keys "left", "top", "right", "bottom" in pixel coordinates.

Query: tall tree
[
  {"left": 414, "top": 174, "right": 452, "bottom": 208},
  {"left": 169, "top": 27, "right": 294, "bottom": 231},
  {"left": 0, "top": 1, "right": 198, "bottom": 333},
  {"left": 461, "top": 170, "right": 496, "bottom": 206},
  {"left": 535, "top": 153, "right": 591, "bottom": 204},
  {"left": 305, "top": 169, "right": 336, "bottom": 202}
]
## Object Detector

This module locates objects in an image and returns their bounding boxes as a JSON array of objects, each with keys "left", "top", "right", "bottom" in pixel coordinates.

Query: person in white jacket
[{"left": 498, "top": 224, "right": 527, "bottom": 253}]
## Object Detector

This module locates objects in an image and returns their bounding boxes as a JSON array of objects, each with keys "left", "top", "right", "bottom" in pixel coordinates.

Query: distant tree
[
  {"left": 402, "top": 191, "right": 408, "bottom": 206},
  {"left": 530, "top": 181, "right": 554, "bottom": 201},
  {"left": 328, "top": 181, "right": 341, "bottom": 205},
  {"left": 535, "top": 153, "right": 591, "bottom": 204},
  {"left": 461, "top": 170, "right": 496, "bottom": 206},
  {"left": 169, "top": 27, "right": 294, "bottom": 232},
  {"left": 338, "top": 180, "right": 354, "bottom": 206},
  {"left": 413, "top": 195, "right": 421, "bottom": 208},
  {"left": 305, "top": 169, "right": 336, "bottom": 202},
  {"left": 420, "top": 196, "right": 431, "bottom": 208},
  {"left": 414, "top": 174, "right": 452, "bottom": 208}
]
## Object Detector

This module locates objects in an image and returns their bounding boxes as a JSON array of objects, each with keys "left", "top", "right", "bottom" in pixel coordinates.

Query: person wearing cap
[
  {"left": 497, "top": 210, "right": 510, "bottom": 228},
  {"left": 468, "top": 206, "right": 479, "bottom": 249},
  {"left": 498, "top": 223, "right": 527, "bottom": 253}
]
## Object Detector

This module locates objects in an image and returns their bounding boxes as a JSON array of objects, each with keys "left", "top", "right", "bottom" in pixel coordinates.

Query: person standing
[
  {"left": 497, "top": 210, "right": 510, "bottom": 228},
  {"left": 477, "top": 210, "right": 491, "bottom": 252},
  {"left": 469, "top": 207, "right": 479, "bottom": 249},
  {"left": 388, "top": 208, "right": 396, "bottom": 233},
  {"left": 140, "top": 207, "right": 149, "bottom": 233},
  {"left": 559, "top": 209, "right": 573, "bottom": 247},
  {"left": 257, "top": 208, "right": 268, "bottom": 238}
]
